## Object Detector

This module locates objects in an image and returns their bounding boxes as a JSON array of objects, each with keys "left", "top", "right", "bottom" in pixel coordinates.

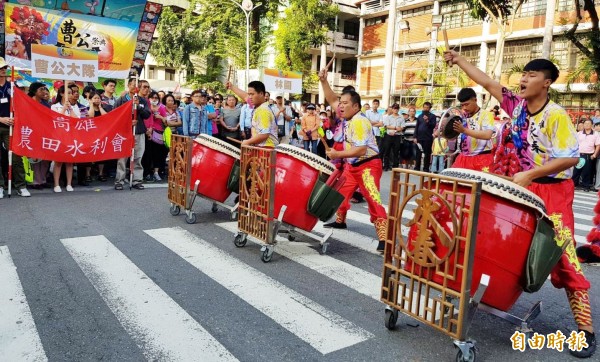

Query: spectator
[
  {"left": 88, "top": 91, "right": 112, "bottom": 182},
  {"left": 182, "top": 90, "right": 211, "bottom": 137},
  {"left": 381, "top": 104, "right": 402, "bottom": 171},
  {"left": 431, "top": 136, "right": 448, "bottom": 174},
  {"left": 51, "top": 84, "right": 80, "bottom": 193},
  {"left": 158, "top": 90, "right": 166, "bottom": 103},
  {"left": 366, "top": 99, "right": 383, "bottom": 149},
  {"left": 101, "top": 79, "right": 117, "bottom": 108},
  {"left": 220, "top": 95, "right": 241, "bottom": 144},
  {"left": 595, "top": 122, "right": 600, "bottom": 191},
  {"left": 162, "top": 93, "right": 182, "bottom": 135},
  {"left": 592, "top": 109, "right": 600, "bottom": 125},
  {"left": 274, "top": 95, "right": 293, "bottom": 144},
  {"left": 577, "top": 120, "right": 585, "bottom": 132},
  {"left": 414, "top": 101, "right": 437, "bottom": 172},
  {"left": 301, "top": 104, "right": 320, "bottom": 154},
  {"left": 113, "top": 78, "right": 151, "bottom": 190},
  {"left": 143, "top": 91, "right": 168, "bottom": 182},
  {"left": 28, "top": 82, "right": 51, "bottom": 190},
  {"left": 239, "top": 99, "right": 253, "bottom": 140},
  {"left": 573, "top": 118, "right": 600, "bottom": 191},
  {"left": 208, "top": 96, "right": 221, "bottom": 138},
  {"left": 400, "top": 105, "right": 418, "bottom": 169}
]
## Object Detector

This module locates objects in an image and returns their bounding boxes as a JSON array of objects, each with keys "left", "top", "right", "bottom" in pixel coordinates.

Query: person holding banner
[
  {"left": 0, "top": 60, "right": 30, "bottom": 198},
  {"left": 50, "top": 84, "right": 80, "bottom": 193},
  {"left": 113, "top": 78, "right": 151, "bottom": 191},
  {"left": 28, "top": 82, "right": 51, "bottom": 190}
]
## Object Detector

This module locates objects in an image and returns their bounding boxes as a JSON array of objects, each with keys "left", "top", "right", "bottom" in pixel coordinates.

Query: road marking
[
  {"left": 61, "top": 236, "right": 237, "bottom": 362},
  {"left": 145, "top": 227, "right": 373, "bottom": 355},
  {"left": 216, "top": 222, "right": 382, "bottom": 300},
  {"left": 0, "top": 246, "right": 48, "bottom": 362},
  {"left": 573, "top": 199, "right": 596, "bottom": 207}
]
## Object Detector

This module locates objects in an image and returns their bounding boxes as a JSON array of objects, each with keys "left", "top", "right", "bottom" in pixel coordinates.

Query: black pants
[
  {"left": 572, "top": 153, "right": 594, "bottom": 188},
  {"left": 375, "top": 136, "right": 382, "bottom": 159},
  {"left": 415, "top": 139, "right": 433, "bottom": 172},
  {"left": 381, "top": 134, "right": 401, "bottom": 169},
  {"left": 142, "top": 138, "right": 168, "bottom": 176}
]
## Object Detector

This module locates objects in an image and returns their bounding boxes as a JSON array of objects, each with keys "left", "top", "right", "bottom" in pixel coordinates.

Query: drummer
[
  {"left": 323, "top": 89, "right": 388, "bottom": 252},
  {"left": 444, "top": 50, "right": 596, "bottom": 358},
  {"left": 451, "top": 88, "right": 496, "bottom": 171},
  {"left": 226, "top": 80, "right": 278, "bottom": 147}
]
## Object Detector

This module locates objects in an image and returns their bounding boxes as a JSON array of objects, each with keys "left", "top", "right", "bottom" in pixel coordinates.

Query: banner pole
[
  {"left": 7, "top": 66, "right": 15, "bottom": 198},
  {"left": 130, "top": 74, "right": 138, "bottom": 189}
]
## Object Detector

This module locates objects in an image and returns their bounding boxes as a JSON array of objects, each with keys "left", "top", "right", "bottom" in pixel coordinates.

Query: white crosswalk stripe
[
  {"left": 61, "top": 236, "right": 238, "bottom": 362},
  {"left": 0, "top": 246, "right": 48, "bottom": 362},
  {"left": 145, "top": 227, "right": 373, "bottom": 355}
]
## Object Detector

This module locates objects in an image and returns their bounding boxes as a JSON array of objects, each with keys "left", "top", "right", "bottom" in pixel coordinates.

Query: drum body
[
  {"left": 405, "top": 169, "right": 546, "bottom": 311},
  {"left": 190, "top": 135, "right": 240, "bottom": 203},
  {"left": 274, "top": 145, "right": 335, "bottom": 231}
]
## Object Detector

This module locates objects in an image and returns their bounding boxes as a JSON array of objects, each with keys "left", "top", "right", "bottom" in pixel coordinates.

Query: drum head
[{"left": 442, "top": 116, "right": 461, "bottom": 140}]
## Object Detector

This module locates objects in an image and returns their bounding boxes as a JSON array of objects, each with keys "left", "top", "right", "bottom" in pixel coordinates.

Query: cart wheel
[
  {"left": 287, "top": 234, "right": 296, "bottom": 241},
  {"left": 169, "top": 205, "right": 181, "bottom": 216},
  {"left": 231, "top": 211, "right": 238, "bottom": 220},
  {"left": 233, "top": 234, "right": 247, "bottom": 247},
  {"left": 185, "top": 212, "right": 197, "bottom": 224},
  {"left": 456, "top": 347, "right": 476, "bottom": 362},
  {"left": 261, "top": 248, "right": 273, "bottom": 263},
  {"left": 384, "top": 309, "right": 398, "bottom": 330},
  {"left": 211, "top": 203, "right": 218, "bottom": 213}
]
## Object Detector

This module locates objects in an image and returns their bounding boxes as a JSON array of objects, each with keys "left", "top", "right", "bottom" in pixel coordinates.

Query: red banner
[{"left": 12, "top": 88, "right": 134, "bottom": 163}]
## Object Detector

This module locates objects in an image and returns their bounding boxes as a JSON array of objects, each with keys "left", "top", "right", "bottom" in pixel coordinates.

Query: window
[
  {"left": 401, "top": 5, "right": 433, "bottom": 19},
  {"left": 460, "top": 45, "right": 481, "bottom": 65},
  {"left": 344, "top": 20, "right": 359, "bottom": 38},
  {"left": 364, "top": 0, "right": 382, "bottom": 12},
  {"left": 165, "top": 68, "right": 175, "bottom": 81},
  {"left": 558, "top": 93, "right": 597, "bottom": 110},
  {"left": 365, "top": 15, "right": 387, "bottom": 26},
  {"left": 518, "top": 0, "right": 546, "bottom": 17},
  {"left": 552, "top": 40, "right": 578, "bottom": 70},
  {"left": 341, "top": 58, "right": 357, "bottom": 76},
  {"left": 148, "top": 66, "right": 155, "bottom": 79},
  {"left": 487, "top": 39, "right": 544, "bottom": 73},
  {"left": 440, "top": 2, "right": 481, "bottom": 29}
]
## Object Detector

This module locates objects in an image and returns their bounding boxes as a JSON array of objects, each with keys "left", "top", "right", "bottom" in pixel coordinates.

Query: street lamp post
[{"left": 230, "top": 0, "right": 262, "bottom": 86}]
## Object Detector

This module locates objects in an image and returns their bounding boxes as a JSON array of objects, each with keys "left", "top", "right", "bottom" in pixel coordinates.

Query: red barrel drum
[
  {"left": 404, "top": 168, "right": 548, "bottom": 311},
  {"left": 274, "top": 145, "right": 335, "bottom": 231},
  {"left": 190, "top": 135, "right": 240, "bottom": 203}
]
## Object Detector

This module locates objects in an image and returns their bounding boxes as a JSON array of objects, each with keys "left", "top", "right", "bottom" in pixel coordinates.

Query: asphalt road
[{"left": 0, "top": 173, "right": 598, "bottom": 362}]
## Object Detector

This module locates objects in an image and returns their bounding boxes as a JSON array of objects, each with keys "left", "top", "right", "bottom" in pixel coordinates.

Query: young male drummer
[
  {"left": 451, "top": 87, "right": 496, "bottom": 171},
  {"left": 444, "top": 50, "right": 596, "bottom": 358},
  {"left": 324, "top": 90, "right": 388, "bottom": 252},
  {"left": 226, "top": 80, "right": 278, "bottom": 147}
]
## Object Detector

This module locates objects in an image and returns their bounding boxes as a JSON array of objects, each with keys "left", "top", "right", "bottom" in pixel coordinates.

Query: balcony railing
[{"left": 325, "top": 31, "right": 359, "bottom": 53}]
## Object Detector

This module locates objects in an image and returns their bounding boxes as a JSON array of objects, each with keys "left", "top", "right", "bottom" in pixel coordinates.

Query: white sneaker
[
  {"left": 66, "top": 185, "right": 74, "bottom": 192},
  {"left": 18, "top": 188, "right": 31, "bottom": 197},
  {"left": 153, "top": 172, "right": 162, "bottom": 182},
  {"left": 54, "top": 186, "right": 62, "bottom": 193},
  {"left": 0, "top": 187, "right": 4, "bottom": 199}
]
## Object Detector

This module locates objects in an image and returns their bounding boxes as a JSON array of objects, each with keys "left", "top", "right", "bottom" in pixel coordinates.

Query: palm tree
[{"left": 565, "top": 57, "right": 599, "bottom": 105}]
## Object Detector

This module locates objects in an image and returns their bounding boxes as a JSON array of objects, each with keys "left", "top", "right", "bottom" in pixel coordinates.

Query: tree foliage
[
  {"left": 273, "top": 0, "right": 339, "bottom": 91},
  {"left": 151, "top": 0, "right": 283, "bottom": 87},
  {"left": 560, "top": 0, "right": 600, "bottom": 105}
]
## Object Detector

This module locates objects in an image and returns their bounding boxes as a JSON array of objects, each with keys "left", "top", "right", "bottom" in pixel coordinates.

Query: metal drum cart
[
  {"left": 381, "top": 169, "right": 564, "bottom": 361},
  {"left": 167, "top": 135, "right": 239, "bottom": 224}
]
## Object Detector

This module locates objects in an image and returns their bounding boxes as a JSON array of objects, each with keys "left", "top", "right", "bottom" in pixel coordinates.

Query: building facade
[{"left": 356, "top": 0, "right": 597, "bottom": 115}]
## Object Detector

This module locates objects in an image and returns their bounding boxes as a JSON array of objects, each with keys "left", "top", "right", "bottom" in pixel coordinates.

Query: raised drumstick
[{"left": 442, "top": 30, "right": 452, "bottom": 67}]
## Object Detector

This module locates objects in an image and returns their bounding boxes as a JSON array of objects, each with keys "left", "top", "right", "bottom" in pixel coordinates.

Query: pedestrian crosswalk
[{"left": 0, "top": 189, "right": 596, "bottom": 361}]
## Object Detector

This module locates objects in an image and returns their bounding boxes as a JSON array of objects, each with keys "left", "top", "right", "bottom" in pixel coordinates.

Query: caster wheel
[
  {"left": 234, "top": 234, "right": 247, "bottom": 247},
  {"left": 185, "top": 212, "right": 197, "bottom": 224},
  {"left": 384, "top": 309, "right": 398, "bottom": 330},
  {"left": 456, "top": 347, "right": 476, "bottom": 362},
  {"left": 231, "top": 211, "right": 238, "bottom": 220},
  {"left": 287, "top": 234, "right": 296, "bottom": 241},
  {"left": 261, "top": 249, "right": 273, "bottom": 263},
  {"left": 169, "top": 205, "right": 180, "bottom": 216},
  {"left": 211, "top": 203, "right": 218, "bottom": 213}
]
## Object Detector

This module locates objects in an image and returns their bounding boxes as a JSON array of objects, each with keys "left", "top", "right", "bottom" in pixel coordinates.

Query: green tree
[
  {"left": 561, "top": 0, "right": 600, "bottom": 106},
  {"left": 273, "top": 0, "right": 339, "bottom": 92},
  {"left": 460, "top": 0, "right": 526, "bottom": 81},
  {"left": 150, "top": 1, "right": 206, "bottom": 77}
]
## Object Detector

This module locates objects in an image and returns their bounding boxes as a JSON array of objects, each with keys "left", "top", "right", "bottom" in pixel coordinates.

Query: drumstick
[
  {"left": 325, "top": 55, "right": 335, "bottom": 71},
  {"left": 442, "top": 30, "right": 452, "bottom": 67},
  {"left": 227, "top": 137, "right": 242, "bottom": 145},
  {"left": 227, "top": 66, "right": 232, "bottom": 83},
  {"left": 321, "top": 136, "right": 330, "bottom": 152}
]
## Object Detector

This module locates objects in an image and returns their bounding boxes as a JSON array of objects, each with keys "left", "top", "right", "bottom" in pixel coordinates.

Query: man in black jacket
[
  {"left": 414, "top": 101, "right": 437, "bottom": 172},
  {"left": 113, "top": 78, "right": 151, "bottom": 190}
]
